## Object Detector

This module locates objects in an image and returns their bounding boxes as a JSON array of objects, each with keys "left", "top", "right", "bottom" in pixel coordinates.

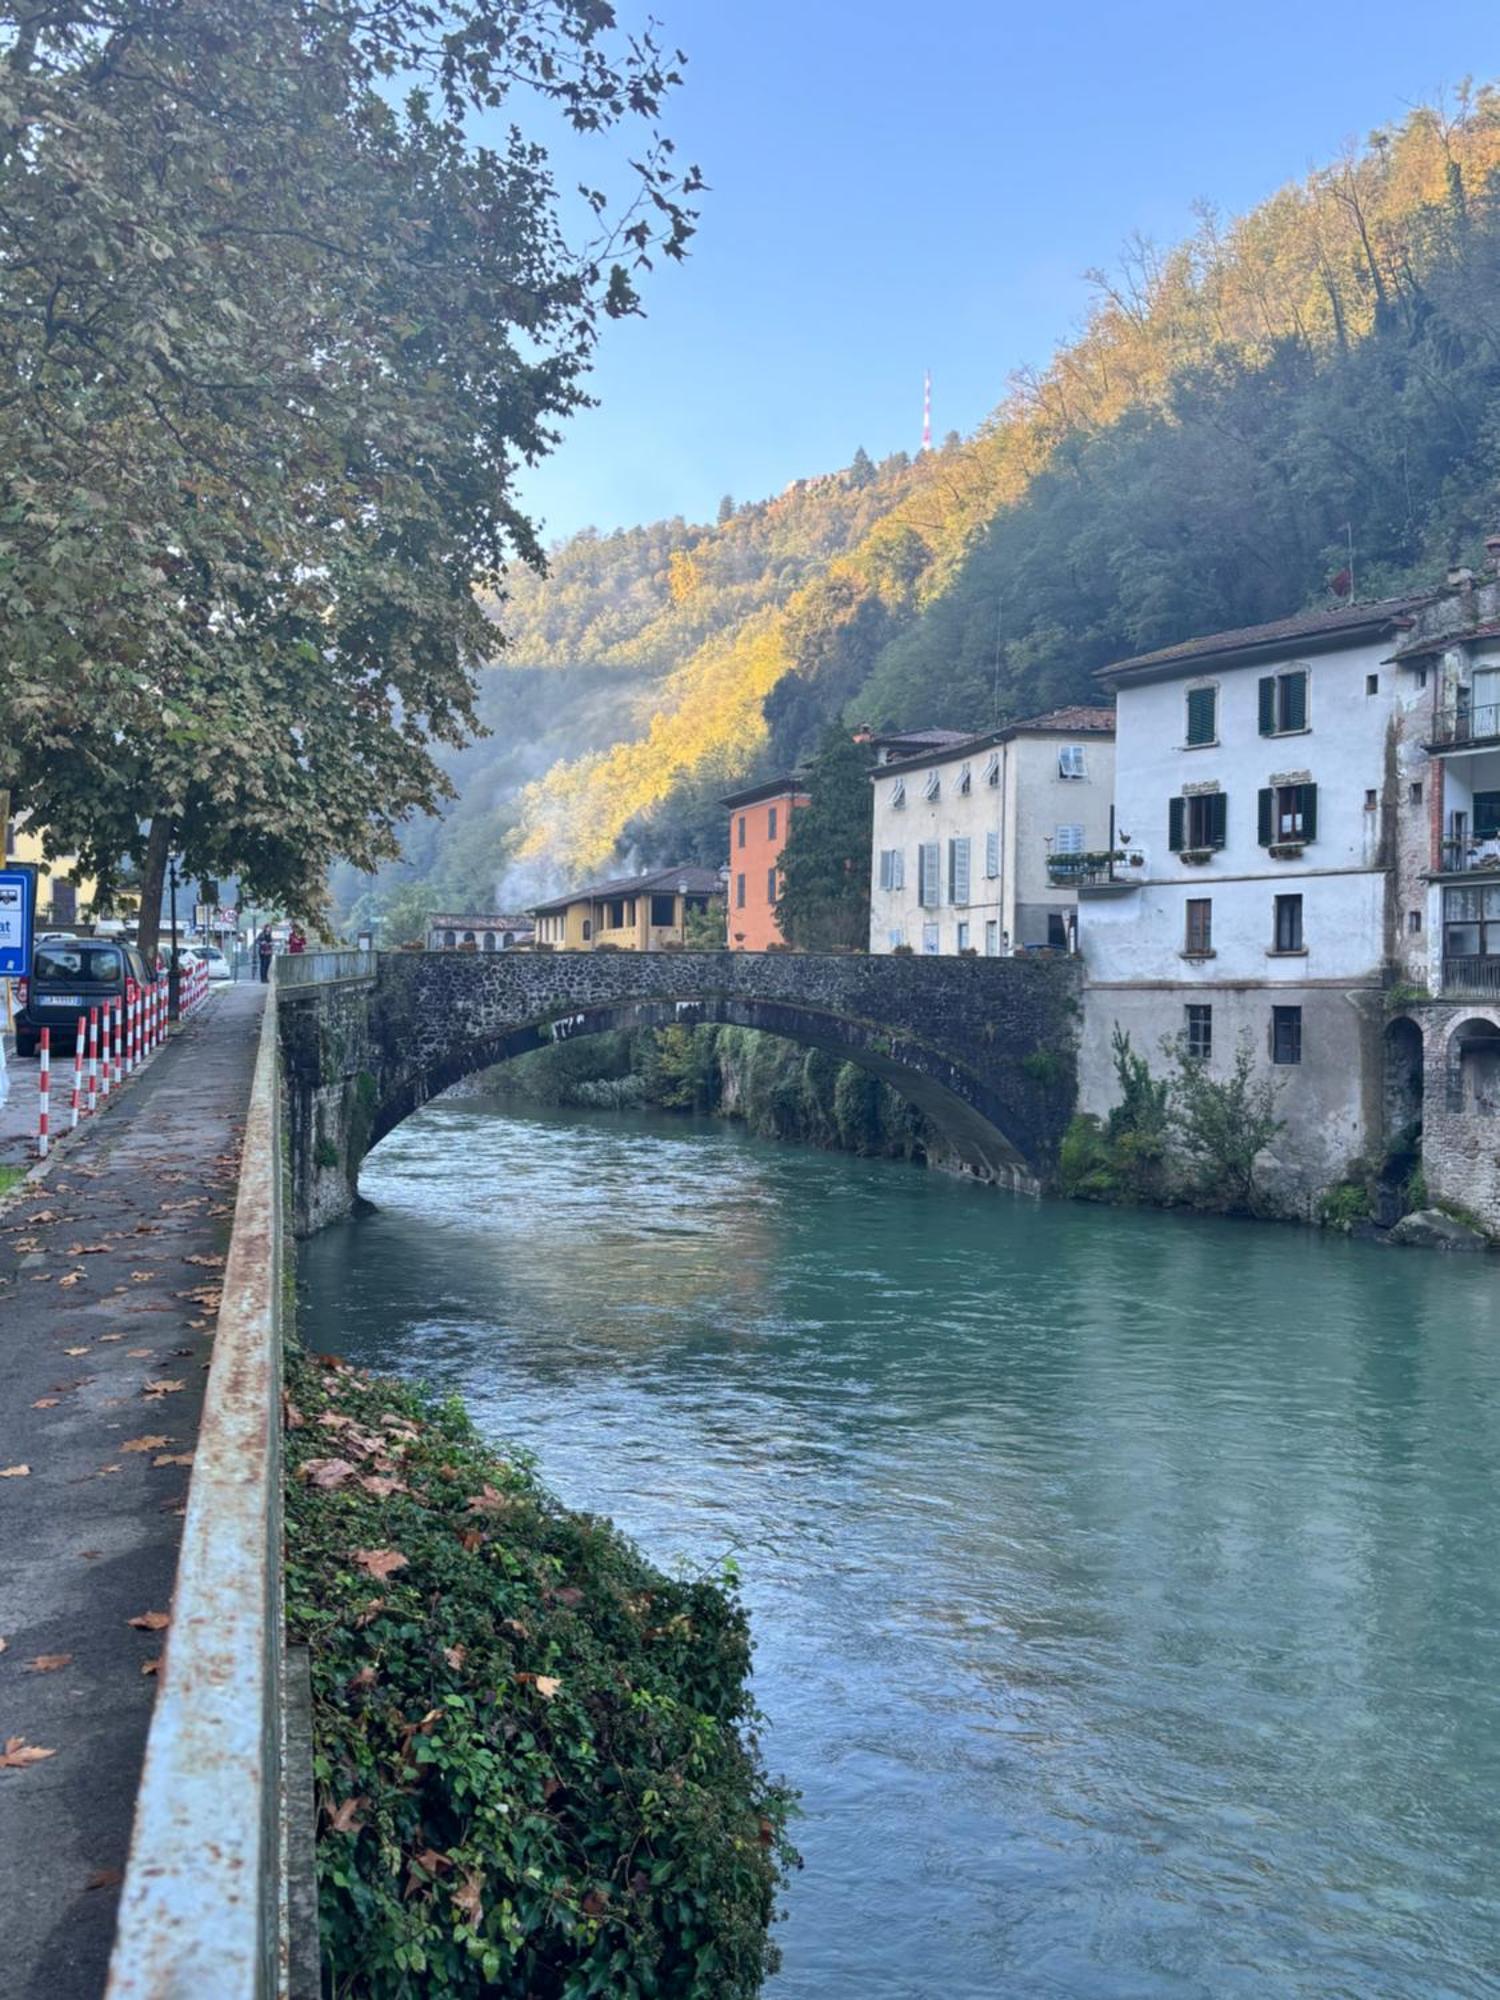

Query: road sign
[
  {"left": 215, "top": 904, "right": 238, "bottom": 927},
  {"left": 0, "top": 864, "right": 36, "bottom": 978}
]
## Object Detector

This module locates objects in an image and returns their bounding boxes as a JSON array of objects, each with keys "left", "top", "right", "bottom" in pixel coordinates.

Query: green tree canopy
[
  {"left": 773, "top": 726, "right": 871, "bottom": 951},
  {"left": 0, "top": 0, "right": 698, "bottom": 954}
]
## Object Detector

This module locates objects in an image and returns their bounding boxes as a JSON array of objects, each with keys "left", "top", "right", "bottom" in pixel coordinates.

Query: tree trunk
[{"left": 136, "top": 815, "right": 172, "bottom": 968}]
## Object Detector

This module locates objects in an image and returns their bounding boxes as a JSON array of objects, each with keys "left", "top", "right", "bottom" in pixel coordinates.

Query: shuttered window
[
  {"left": 1185, "top": 898, "right": 1212, "bottom": 953},
  {"left": 1185, "top": 686, "right": 1218, "bottom": 745},
  {"left": 1053, "top": 823, "right": 1085, "bottom": 854},
  {"left": 984, "top": 752, "right": 1001, "bottom": 786},
  {"left": 878, "top": 848, "right": 905, "bottom": 891},
  {"left": 1058, "top": 743, "right": 1086, "bottom": 778},
  {"left": 1258, "top": 782, "right": 1318, "bottom": 845},
  {"left": 918, "top": 841, "right": 941, "bottom": 907},
  {"left": 1258, "top": 670, "right": 1309, "bottom": 735},
  {"left": 949, "top": 837, "right": 971, "bottom": 905},
  {"left": 1169, "top": 794, "right": 1227, "bottom": 850},
  {"left": 985, "top": 829, "right": 1000, "bottom": 878}
]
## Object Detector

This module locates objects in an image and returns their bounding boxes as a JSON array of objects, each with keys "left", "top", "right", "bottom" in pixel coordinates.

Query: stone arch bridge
[{"left": 277, "top": 949, "right": 1082, "bottom": 1234}]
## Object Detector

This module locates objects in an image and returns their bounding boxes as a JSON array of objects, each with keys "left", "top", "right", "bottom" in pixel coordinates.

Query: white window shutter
[
  {"left": 950, "top": 837, "right": 971, "bottom": 905},
  {"left": 985, "top": 829, "right": 1000, "bottom": 878},
  {"left": 919, "top": 841, "right": 940, "bottom": 907},
  {"left": 923, "top": 769, "right": 940, "bottom": 800}
]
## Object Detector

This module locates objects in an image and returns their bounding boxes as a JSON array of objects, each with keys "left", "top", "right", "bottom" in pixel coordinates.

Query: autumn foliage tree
[{"left": 0, "top": 0, "right": 699, "bottom": 954}]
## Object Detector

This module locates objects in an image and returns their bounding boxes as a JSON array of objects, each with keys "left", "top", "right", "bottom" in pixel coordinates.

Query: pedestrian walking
[
  {"left": 287, "top": 923, "right": 307, "bottom": 956},
  {"left": 256, "top": 924, "right": 275, "bottom": 983}
]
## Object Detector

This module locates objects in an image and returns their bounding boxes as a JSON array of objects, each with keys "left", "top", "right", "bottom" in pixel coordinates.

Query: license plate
[{"left": 43, "top": 996, "right": 83, "bottom": 1010}]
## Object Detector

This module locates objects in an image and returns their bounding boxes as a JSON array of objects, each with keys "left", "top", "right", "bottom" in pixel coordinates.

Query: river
[{"left": 299, "top": 1097, "right": 1500, "bottom": 2000}]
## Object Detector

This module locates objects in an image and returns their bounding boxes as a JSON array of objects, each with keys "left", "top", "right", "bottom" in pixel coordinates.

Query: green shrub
[
  {"left": 1318, "top": 1180, "right": 1371, "bottom": 1230},
  {"left": 1058, "top": 1113, "right": 1118, "bottom": 1199},
  {"left": 286, "top": 1354, "right": 794, "bottom": 1999},
  {"left": 1020, "top": 1047, "right": 1066, "bottom": 1088}
]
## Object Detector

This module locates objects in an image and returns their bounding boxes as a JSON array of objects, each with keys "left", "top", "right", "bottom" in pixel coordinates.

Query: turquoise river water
[{"left": 299, "top": 1097, "right": 1500, "bottom": 1999}]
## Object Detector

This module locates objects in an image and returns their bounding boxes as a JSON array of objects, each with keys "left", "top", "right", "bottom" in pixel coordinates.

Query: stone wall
[
  {"left": 279, "top": 949, "right": 1084, "bottom": 1234},
  {"left": 1416, "top": 1000, "right": 1500, "bottom": 1232}
]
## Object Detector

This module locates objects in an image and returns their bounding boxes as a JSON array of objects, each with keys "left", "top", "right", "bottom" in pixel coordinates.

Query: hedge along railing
[
  {"left": 107, "top": 989, "right": 290, "bottom": 2000},
  {"left": 274, "top": 947, "right": 376, "bottom": 989}
]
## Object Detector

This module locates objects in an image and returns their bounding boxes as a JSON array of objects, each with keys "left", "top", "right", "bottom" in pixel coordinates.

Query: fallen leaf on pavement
[
  {"left": 143, "top": 1380, "right": 185, "bottom": 1397},
  {"left": 535, "top": 1675, "right": 562, "bottom": 1699},
  {"left": 1, "top": 1465, "right": 31, "bottom": 1479},
  {"left": 58, "top": 1271, "right": 85, "bottom": 1288},
  {"left": 126, "top": 1349, "right": 154, "bottom": 1359},
  {"left": 182, "top": 1253, "right": 224, "bottom": 1268},
  {"left": 140, "top": 1658, "right": 160, "bottom": 1677},
  {"left": 98, "top": 1334, "right": 123, "bottom": 1343},
  {"left": 127, "top": 1611, "right": 170, "bottom": 1631},
  {"left": 31, "top": 1398, "right": 59, "bottom": 1410},
  {"left": 25, "top": 1654, "right": 73, "bottom": 1673},
  {"left": 85, "top": 1868, "right": 123, "bottom": 1891},
  {"left": 152, "top": 1453, "right": 193, "bottom": 1468},
  {"left": 0, "top": 1736, "right": 56, "bottom": 1769},
  {"left": 63, "top": 1346, "right": 90, "bottom": 1357},
  {"left": 0, "top": 1637, "right": 6, "bottom": 1652},
  {"left": 96, "top": 1465, "right": 122, "bottom": 1476},
  {"left": 443, "top": 1645, "right": 467, "bottom": 1670},
  {"left": 353, "top": 1548, "right": 408, "bottom": 1582},
  {"left": 121, "top": 1436, "right": 170, "bottom": 1453},
  {"left": 67, "top": 1243, "right": 112, "bottom": 1255}
]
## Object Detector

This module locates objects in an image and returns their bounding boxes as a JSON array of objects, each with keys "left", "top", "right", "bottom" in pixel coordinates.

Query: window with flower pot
[
  {"left": 1257, "top": 782, "right": 1317, "bottom": 847},
  {"left": 1168, "top": 792, "right": 1227, "bottom": 853}
]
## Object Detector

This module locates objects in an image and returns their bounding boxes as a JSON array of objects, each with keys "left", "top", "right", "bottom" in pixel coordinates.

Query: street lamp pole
[{"left": 168, "top": 854, "right": 180, "bottom": 1020}]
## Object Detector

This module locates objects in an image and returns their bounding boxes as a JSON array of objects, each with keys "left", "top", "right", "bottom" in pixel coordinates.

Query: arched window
[
  {"left": 443, "top": 929, "right": 456, "bottom": 948},
  {"left": 482, "top": 932, "right": 495, "bottom": 951}
]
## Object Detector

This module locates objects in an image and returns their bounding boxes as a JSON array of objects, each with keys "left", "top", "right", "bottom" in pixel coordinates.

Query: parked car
[
  {"left": 14, "top": 937, "right": 154, "bottom": 1056},
  {"left": 189, "top": 942, "right": 233, "bottom": 982}
]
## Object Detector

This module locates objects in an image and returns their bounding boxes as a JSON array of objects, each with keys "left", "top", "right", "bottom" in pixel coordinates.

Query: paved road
[{"left": 0, "top": 984, "right": 264, "bottom": 1999}]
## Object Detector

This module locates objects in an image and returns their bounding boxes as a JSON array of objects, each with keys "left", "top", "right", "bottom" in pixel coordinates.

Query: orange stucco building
[{"left": 723, "top": 776, "right": 810, "bottom": 951}]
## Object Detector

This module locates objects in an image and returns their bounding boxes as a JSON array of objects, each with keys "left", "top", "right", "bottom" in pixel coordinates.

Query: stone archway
[{"left": 1447, "top": 1015, "right": 1500, "bottom": 1116}]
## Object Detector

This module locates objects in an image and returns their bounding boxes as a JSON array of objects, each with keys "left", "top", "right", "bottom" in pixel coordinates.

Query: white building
[
  {"left": 868, "top": 708, "right": 1116, "bottom": 955},
  {"left": 1079, "top": 557, "right": 1500, "bottom": 1220}
]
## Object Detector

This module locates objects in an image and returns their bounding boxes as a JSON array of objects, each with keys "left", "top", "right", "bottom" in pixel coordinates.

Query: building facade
[
  {"left": 425, "top": 912, "right": 535, "bottom": 953},
  {"left": 722, "top": 776, "right": 809, "bottom": 951},
  {"left": 868, "top": 709, "right": 1116, "bottom": 955},
  {"left": 530, "top": 866, "right": 725, "bottom": 951},
  {"left": 1080, "top": 552, "right": 1500, "bottom": 1226}
]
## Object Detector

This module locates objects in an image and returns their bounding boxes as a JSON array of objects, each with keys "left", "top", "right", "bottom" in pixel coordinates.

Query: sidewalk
[{"left": 0, "top": 983, "right": 265, "bottom": 1999}]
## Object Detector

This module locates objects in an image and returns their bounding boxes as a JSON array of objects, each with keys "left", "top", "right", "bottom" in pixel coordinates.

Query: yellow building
[
  {"left": 530, "top": 866, "right": 725, "bottom": 951},
  {"left": 1, "top": 815, "right": 112, "bottom": 929}
]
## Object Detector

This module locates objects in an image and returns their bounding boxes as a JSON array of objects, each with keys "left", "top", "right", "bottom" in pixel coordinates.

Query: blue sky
[{"left": 515, "top": 0, "right": 1495, "bottom": 546}]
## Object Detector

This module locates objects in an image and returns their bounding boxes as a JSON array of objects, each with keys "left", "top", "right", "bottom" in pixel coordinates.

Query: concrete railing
[
  {"left": 274, "top": 948, "right": 375, "bottom": 990},
  {"left": 107, "top": 991, "right": 291, "bottom": 1999}
]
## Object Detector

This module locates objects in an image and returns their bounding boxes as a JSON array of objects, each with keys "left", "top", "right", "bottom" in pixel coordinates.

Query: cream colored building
[{"left": 868, "top": 708, "right": 1116, "bottom": 954}]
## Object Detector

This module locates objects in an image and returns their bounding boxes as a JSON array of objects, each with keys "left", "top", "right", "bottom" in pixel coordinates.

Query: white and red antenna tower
[{"left": 922, "top": 369, "right": 932, "bottom": 453}]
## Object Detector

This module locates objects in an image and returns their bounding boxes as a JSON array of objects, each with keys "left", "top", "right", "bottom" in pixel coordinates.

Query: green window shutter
[
  {"left": 1258, "top": 788, "right": 1273, "bottom": 846},
  {"left": 1283, "top": 671, "right": 1307, "bottom": 732},
  {"left": 1186, "top": 686, "right": 1216, "bottom": 745},
  {"left": 1169, "top": 796, "right": 1185, "bottom": 851},
  {"left": 1258, "top": 677, "right": 1276, "bottom": 734},
  {"left": 1301, "top": 783, "right": 1317, "bottom": 842},
  {"left": 1208, "top": 792, "right": 1228, "bottom": 848}
]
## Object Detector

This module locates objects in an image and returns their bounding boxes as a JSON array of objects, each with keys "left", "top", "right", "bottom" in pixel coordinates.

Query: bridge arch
[{"left": 278, "top": 949, "right": 1082, "bottom": 1235}]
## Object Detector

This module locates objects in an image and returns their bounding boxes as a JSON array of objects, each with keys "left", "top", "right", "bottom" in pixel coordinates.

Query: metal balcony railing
[
  {"left": 1045, "top": 853, "right": 1144, "bottom": 888},
  {"left": 1438, "top": 838, "right": 1500, "bottom": 874},
  {"left": 1442, "top": 954, "right": 1500, "bottom": 995},
  {"left": 1428, "top": 701, "right": 1500, "bottom": 749}
]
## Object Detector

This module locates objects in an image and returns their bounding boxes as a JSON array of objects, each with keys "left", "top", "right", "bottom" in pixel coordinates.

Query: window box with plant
[{"left": 1168, "top": 791, "right": 1227, "bottom": 861}]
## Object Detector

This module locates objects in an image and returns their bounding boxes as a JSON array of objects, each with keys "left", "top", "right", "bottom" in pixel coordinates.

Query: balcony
[
  {"left": 1045, "top": 852, "right": 1145, "bottom": 893},
  {"left": 1427, "top": 701, "right": 1500, "bottom": 751},
  {"left": 1442, "top": 955, "right": 1500, "bottom": 997},
  {"left": 1436, "top": 837, "right": 1500, "bottom": 876}
]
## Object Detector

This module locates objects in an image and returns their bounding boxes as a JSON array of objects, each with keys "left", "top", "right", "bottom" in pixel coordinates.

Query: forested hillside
[{"left": 349, "top": 90, "right": 1500, "bottom": 929}]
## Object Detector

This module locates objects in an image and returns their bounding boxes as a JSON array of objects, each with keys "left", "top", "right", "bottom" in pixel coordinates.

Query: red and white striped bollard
[
  {"left": 36, "top": 1027, "right": 50, "bottom": 1158},
  {"left": 70, "top": 1015, "right": 84, "bottom": 1129},
  {"left": 87, "top": 1007, "right": 99, "bottom": 1114}
]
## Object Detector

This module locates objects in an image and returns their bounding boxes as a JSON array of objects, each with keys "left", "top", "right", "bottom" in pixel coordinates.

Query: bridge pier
[{"left": 278, "top": 949, "right": 1083, "bottom": 1234}]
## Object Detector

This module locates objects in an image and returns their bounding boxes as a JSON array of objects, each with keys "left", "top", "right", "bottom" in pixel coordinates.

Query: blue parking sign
[{"left": 0, "top": 866, "right": 35, "bottom": 978}]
